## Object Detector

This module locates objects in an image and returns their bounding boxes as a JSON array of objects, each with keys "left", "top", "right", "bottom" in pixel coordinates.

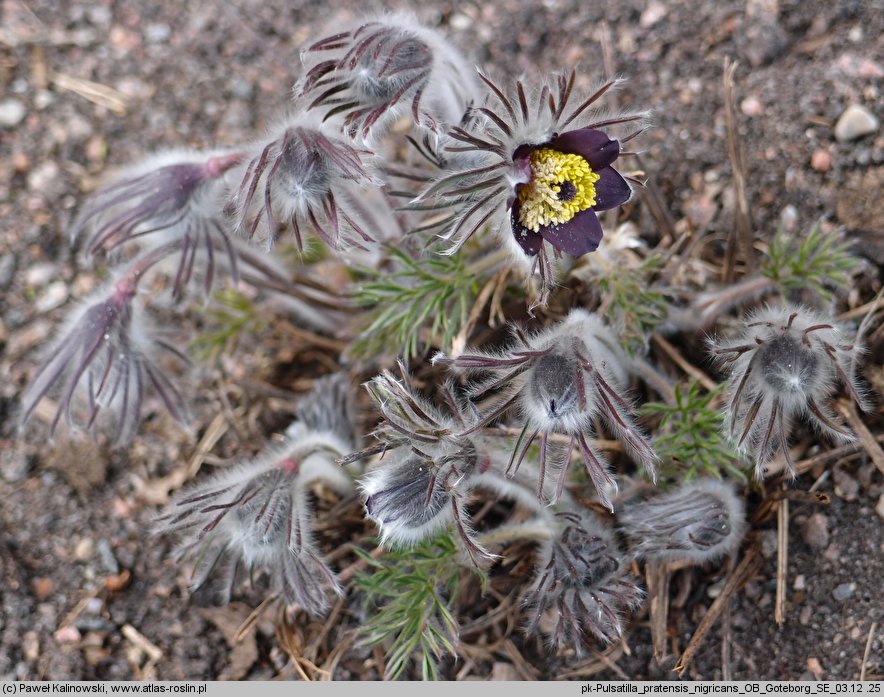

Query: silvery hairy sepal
[
  {"left": 73, "top": 149, "right": 244, "bottom": 298},
  {"left": 523, "top": 511, "right": 643, "bottom": 650},
  {"left": 159, "top": 374, "right": 355, "bottom": 616},
  {"left": 343, "top": 366, "right": 494, "bottom": 562},
  {"left": 710, "top": 304, "right": 867, "bottom": 476},
  {"left": 19, "top": 243, "right": 189, "bottom": 445},
  {"left": 435, "top": 309, "right": 658, "bottom": 509},
  {"left": 227, "top": 115, "right": 383, "bottom": 252},
  {"left": 618, "top": 479, "right": 746, "bottom": 564},
  {"left": 298, "top": 13, "right": 478, "bottom": 142}
]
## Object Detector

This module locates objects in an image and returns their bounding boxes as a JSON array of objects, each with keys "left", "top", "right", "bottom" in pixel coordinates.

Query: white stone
[
  {"left": 0, "top": 99, "right": 26, "bottom": 127},
  {"left": 834, "top": 104, "right": 879, "bottom": 142}
]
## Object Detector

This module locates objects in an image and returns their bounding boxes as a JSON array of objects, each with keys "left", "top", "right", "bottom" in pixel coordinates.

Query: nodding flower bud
[
  {"left": 361, "top": 451, "right": 465, "bottom": 547},
  {"left": 435, "top": 309, "right": 658, "bottom": 509},
  {"left": 228, "top": 117, "right": 382, "bottom": 252},
  {"left": 298, "top": 13, "right": 477, "bottom": 140},
  {"left": 73, "top": 149, "right": 243, "bottom": 297},
  {"left": 344, "top": 366, "right": 494, "bottom": 562},
  {"left": 19, "top": 261, "right": 189, "bottom": 445},
  {"left": 158, "top": 375, "right": 355, "bottom": 616},
  {"left": 618, "top": 479, "right": 746, "bottom": 564},
  {"left": 711, "top": 304, "right": 867, "bottom": 476},
  {"left": 523, "top": 511, "right": 643, "bottom": 650}
]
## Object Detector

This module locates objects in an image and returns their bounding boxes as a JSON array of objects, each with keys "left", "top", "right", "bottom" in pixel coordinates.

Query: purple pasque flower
[
  {"left": 508, "top": 127, "right": 633, "bottom": 259},
  {"left": 416, "top": 70, "right": 647, "bottom": 300},
  {"left": 227, "top": 116, "right": 382, "bottom": 252},
  {"left": 297, "top": 13, "right": 478, "bottom": 141},
  {"left": 618, "top": 479, "right": 746, "bottom": 565},
  {"left": 342, "top": 365, "right": 495, "bottom": 563}
]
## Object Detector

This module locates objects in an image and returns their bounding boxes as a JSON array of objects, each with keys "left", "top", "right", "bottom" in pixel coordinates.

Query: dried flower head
[
  {"left": 19, "top": 249, "right": 189, "bottom": 444},
  {"left": 228, "top": 117, "right": 382, "bottom": 251},
  {"left": 74, "top": 149, "right": 243, "bottom": 297},
  {"left": 435, "top": 309, "right": 658, "bottom": 509},
  {"left": 298, "top": 14, "right": 477, "bottom": 140},
  {"left": 416, "top": 70, "right": 648, "bottom": 300},
  {"left": 618, "top": 479, "right": 746, "bottom": 564},
  {"left": 344, "top": 366, "right": 493, "bottom": 561},
  {"left": 524, "top": 511, "right": 643, "bottom": 650},
  {"left": 711, "top": 304, "right": 866, "bottom": 476},
  {"left": 159, "top": 374, "right": 355, "bottom": 615}
]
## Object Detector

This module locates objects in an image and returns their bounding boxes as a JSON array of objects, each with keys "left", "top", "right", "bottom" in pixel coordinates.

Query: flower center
[{"left": 517, "top": 148, "right": 599, "bottom": 232}]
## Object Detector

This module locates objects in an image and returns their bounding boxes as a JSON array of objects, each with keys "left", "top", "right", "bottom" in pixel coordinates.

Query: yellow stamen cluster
[{"left": 517, "top": 148, "right": 599, "bottom": 232}]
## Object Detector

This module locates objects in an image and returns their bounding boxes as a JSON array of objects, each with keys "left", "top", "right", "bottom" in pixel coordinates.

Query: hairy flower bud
[
  {"left": 20, "top": 258, "right": 189, "bottom": 444},
  {"left": 228, "top": 117, "right": 382, "bottom": 251},
  {"left": 435, "top": 309, "right": 657, "bottom": 508},
  {"left": 618, "top": 479, "right": 746, "bottom": 564},
  {"left": 524, "top": 511, "right": 643, "bottom": 650},
  {"left": 711, "top": 304, "right": 867, "bottom": 475},
  {"left": 158, "top": 375, "right": 355, "bottom": 615},
  {"left": 74, "top": 149, "right": 243, "bottom": 297},
  {"left": 298, "top": 13, "right": 477, "bottom": 140}
]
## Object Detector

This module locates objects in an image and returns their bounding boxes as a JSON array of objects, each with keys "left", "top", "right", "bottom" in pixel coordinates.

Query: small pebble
[
  {"left": 793, "top": 574, "right": 807, "bottom": 591},
  {"left": 741, "top": 95, "right": 764, "bottom": 117},
  {"left": 24, "top": 262, "right": 56, "bottom": 287},
  {"left": 0, "top": 99, "right": 26, "bottom": 127},
  {"left": 833, "top": 467, "right": 860, "bottom": 501},
  {"left": 74, "top": 538, "right": 95, "bottom": 562},
  {"left": 799, "top": 605, "right": 813, "bottom": 625},
  {"left": 810, "top": 148, "right": 832, "bottom": 172},
  {"left": 834, "top": 104, "right": 879, "bottom": 142},
  {"left": 807, "top": 657, "right": 824, "bottom": 680},
  {"left": 34, "top": 281, "right": 69, "bottom": 313},
  {"left": 53, "top": 626, "right": 81, "bottom": 643},
  {"left": 23, "top": 632, "right": 39, "bottom": 662},
  {"left": 32, "top": 577, "right": 54, "bottom": 600},
  {"left": 876, "top": 493, "right": 884, "bottom": 521},
  {"left": 802, "top": 512, "right": 830, "bottom": 549},
  {"left": 832, "top": 582, "right": 856, "bottom": 601},
  {"left": 26, "top": 160, "right": 60, "bottom": 193},
  {"left": 96, "top": 539, "right": 120, "bottom": 574},
  {"left": 0, "top": 255, "right": 14, "bottom": 291},
  {"left": 640, "top": 0, "right": 667, "bottom": 28},
  {"left": 230, "top": 78, "right": 254, "bottom": 101},
  {"left": 0, "top": 449, "right": 29, "bottom": 482},
  {"left": 779, "top": 204, "right": 799, "bottom": 232},
  {"left": 448, "top": 13, "right": 472, "bottom": 31},
  {"left": 145, "top": 23, "right": 171, "bottom": 43}
]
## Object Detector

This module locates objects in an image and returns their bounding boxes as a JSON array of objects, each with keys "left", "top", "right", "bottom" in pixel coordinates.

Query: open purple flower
[
  {"left": 415, "top": 70, "right": 647, "bottom": 300},
  {"left": 509, "top": 128, "right": 632, "bottom": 259}
]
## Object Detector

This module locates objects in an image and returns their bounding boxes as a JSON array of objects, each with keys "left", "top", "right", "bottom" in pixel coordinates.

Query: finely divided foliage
[{"left": 19, "top": 10, "right": 869, "bottom": 678}]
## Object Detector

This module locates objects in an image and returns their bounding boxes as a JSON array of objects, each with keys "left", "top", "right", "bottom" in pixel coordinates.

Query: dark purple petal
[
  {"left": 510, "top": 202, "right": 544, "bottom": 256},
  {"left": 548, "top": 128, "right": 620, "bottom": 170},
  {"left": 592, "top": 166, "right": 633, "bottom": 211},
  {"left": 538, "top": 208, "right": 603, "bottom": 257}
]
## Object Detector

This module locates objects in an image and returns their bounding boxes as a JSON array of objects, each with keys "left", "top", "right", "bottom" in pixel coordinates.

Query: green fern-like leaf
[
  {"left": 762, "top": 222, "right": 857, "bottom": 301},
  {"left": 638, "top": 380, "right": 748, "bottom": 481},
  {"left": 595, "top": 255, "right": 669, "bottom": 354},
  {"left": 352, "top": 246, "right": 481, "bottom": 359},
  {"left": 354, "top": 532, "right": 475, "bottom": 680},
  {"left": 190, "top": 288, "right": 266, "bottom": 363}
]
